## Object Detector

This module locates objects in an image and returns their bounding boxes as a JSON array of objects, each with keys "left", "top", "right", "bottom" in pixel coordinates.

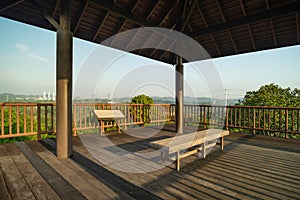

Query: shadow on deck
[{"left": 1, "top": 124, "right": 300, "bottom": 199}]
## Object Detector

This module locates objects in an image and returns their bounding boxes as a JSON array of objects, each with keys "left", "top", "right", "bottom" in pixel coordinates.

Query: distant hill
[{"left": 0, "top": 93, "right": 240, "bottom": 105}]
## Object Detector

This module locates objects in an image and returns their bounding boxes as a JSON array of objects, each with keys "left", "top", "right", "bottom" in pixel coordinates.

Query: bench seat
[{"left": 150, "top": 129, "right": 229, "bottom": 171}]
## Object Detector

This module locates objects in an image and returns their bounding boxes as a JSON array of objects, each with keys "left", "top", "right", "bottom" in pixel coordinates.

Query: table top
[{"left": 93, "top": 110, "right": 125, "bottom": 120}]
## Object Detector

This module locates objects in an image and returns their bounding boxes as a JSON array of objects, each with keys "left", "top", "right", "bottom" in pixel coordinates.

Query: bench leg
[
  {"left": 176, "top": 150, "right": 180, "bottom": 171},
  {"left": 100, "top": 120, "right": 104, "bottom": 135},
  {"left": 161, "top": 151, "right": 165, "bottom": 166},
  {"left": 220, "top": 137, "right": 224, "bottom": 151},
  {"left": 202, "top": 142, "right": 206, "bottom": 159}
]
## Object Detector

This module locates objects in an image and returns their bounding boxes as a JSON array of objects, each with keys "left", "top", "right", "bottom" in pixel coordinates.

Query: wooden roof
[{"left": 1, "top": 0, "right": 300, "bottom": 64}]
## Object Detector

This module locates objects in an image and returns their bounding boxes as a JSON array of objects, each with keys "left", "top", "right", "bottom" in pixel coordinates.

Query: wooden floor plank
[
  {"left": 27, "top": 140, "right": 133, "bottom": 200},
  {"left": 0, "top": 125, "right": 299, "bottom": 200},
  {"left": 16, "top": 142, "right": 86, "bottom": 200},
  {"left": 0, "top": 144, "right": 35, "bottom": 199},
  {"left": 0, "top": 165, "right": 10, "bottom": 200},
  {"left": 6, "top": 143, "right": 60, "bottom": 200}
]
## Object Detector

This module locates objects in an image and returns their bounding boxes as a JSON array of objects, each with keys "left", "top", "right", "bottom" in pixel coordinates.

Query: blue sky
[{"left": 1, "top": 17, "right": 300, "bottom": 99}]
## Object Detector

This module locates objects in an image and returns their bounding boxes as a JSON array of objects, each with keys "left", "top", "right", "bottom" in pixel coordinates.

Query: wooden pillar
[
  {"left": 56, "top": 0, "right": 73, "bottom": 158},
  {"left": 176, "top": 56, "right": 184, "bottom": 134}
]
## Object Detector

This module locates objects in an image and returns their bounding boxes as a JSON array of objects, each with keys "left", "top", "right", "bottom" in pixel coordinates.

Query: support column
[
  {"left": 56, "top": 0, "right": 73, "bottom": 158},
  {"left": 175, "top": 56, "right": 184, "bottom": 134}
]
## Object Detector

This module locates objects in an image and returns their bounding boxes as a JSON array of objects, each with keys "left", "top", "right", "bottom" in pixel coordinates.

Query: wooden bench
[
  {"left": 150, "top": 129, "right": 229, "bottom": 171},
  {"left": 94, "top": 110, "right": 125, "bottom": 134}
]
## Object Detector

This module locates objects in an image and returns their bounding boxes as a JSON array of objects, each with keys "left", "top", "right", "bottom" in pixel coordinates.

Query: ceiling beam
[
  {"left": 247, "top": 24, "right": 256, "bottom": 50},
  {"left": 159, "top": 0, "right": 179, "bottom": 26},
  {"left": 48, "top": 0, "right": 59, "bottom": 29},
  {"left": 266, "top": 0, "right": 270, "bottom": 10},
  {"left": 88, "top": 0, "right": 152, "bottom": 27},
  {"left": 145, "top": 0, "right": 159, "bottom": 21},
  {"left": 227, "top": 30, "right": 238, "bottom": 53},
  {"left": 191, "top": 2, "right": 300, "bottom": 38},
  {"left": 74, "top": 1, "right": 89, "bottom": 34},
  {"left": 92, "top": 11, "right": 109, "bottom": 42},
  {"left": 180, "top": 0, "right": 199, "bottom": 32},
  {"left": 215, "top": 0, "right": 226, "bottom": 22},
  {"left": 29, "top": 0, "right": 60, "bottom": 30},
  {"left": 0, "top": 0, "right": 24, "bottom": 13},
  {"left": 109, "top": 0, "right": 139, "bottom": 46},
  {"left": 210, "top": 34, "right": 221, "bottom": 56},
  {"left": 297, "top": 12, "right": 299, "bottom": 43},
  {"left": 240, "top": 0, "right": 246, "bottom": 16},
  {"left": 196, "top": 4, "right": 208, "bottom": 28},
  {"left": 270, "top": 19, "right": 277, "bottom": 46}
]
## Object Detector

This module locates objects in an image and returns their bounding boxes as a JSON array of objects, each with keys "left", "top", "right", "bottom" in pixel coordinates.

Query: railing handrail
[{"left": 0, "top": 102, "right": 299, "bottom": 139}]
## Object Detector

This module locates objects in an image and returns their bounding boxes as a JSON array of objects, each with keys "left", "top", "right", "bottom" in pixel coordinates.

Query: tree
[
  {"left": 130, "top": 94, "right": 154, "bottom": 124},
  {"left": 130, "top": 94, "right": 154, "bottom": 104},
  {"left": 237, "top": 83, "right": 300, "bottom": 107}
]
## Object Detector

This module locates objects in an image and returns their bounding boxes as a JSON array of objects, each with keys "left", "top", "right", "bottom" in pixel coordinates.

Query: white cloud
[
  {"left": 15, "top": 43, "right": 28, "bottom": 53},
  {"left": 14, "top": 43, "right": 49, "bottom": 63}
]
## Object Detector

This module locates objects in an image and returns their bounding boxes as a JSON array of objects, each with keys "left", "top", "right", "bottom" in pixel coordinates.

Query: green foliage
[
  {"left": 131, "top": 94, "right": 154, "bottom": 104},
  {"left": 237, "top": 83, "right": 300, "bottom": 107},
  {"left": 130, "top": 94, "right": 154, "bottom": 124}
]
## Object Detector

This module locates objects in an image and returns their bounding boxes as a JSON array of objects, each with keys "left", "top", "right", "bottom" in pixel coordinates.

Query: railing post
[
  {"left": 253, "top": 108, "right": 256, "bottom": 135},
  {"left": 37, "top": 104, "right": 41, "bottom": 141},
  {"left": 285, "top": 108, "right": 288, "bottom": 138},
  {"left": 225, "top": 106, "right": 229, "bottom": 131}
]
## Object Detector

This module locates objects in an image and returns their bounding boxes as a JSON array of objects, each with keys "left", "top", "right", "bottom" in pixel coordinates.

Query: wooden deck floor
[{"left": 1, "top": 125, "right": 300, "bottom": 199}]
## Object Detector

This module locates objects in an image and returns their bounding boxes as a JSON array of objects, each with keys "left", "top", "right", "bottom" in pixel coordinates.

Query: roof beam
[
  {"left": 270, "top": 19, "right": 277, "bottom": 46},
  {"left": 0, "top": 0, "right": 24, "bottom": 13},
  {"left": 196, "top": 4, "right": 208, "bottom": 28},
  {"left": 92, "top": 11, "right": 109, "bottom": 42},
  {"left": 110, "top": 0, "right": 139, "bottom": 46},
  {"left": 227, "top": 30, "right": 238, "bottom": 53},
  {"left": 88, "top": 0, "right": 151, "bottom": 27},
  {"left": 180, "top": 0, "right": 199, "bottom": 32},
  {"left": 159, "top": 0, "right": 179, "bottom": 26},
  {"left": 210, "top": 34, "right": 221, "bottom": 56},
  {"left": 48, "top": 0, "right": 59, "bottom": 29},
  {"left": 297, "top": 12, "right": 299, "bottom": 43},
  {"left": 247, "top": 24, "right": 256, "bottom": 50},
  {"left": 266, "top": 0, "right": 270, "bottom": 10},
  {"left": 29, "top": 0, "right": 60, "bottom": 29},
  {"left": 240, "top": 0, "right": 246, "bottom": 16},
  {"left": 215, "top": 0, "right": 226, "bottom": 22},
  {"left": 73, "top": 1, "right": 89, "bottom": 34},
  {"left": 191, "top": 2, "right": 300, "bottom": 38},
  {"left": 145, "top": 0, "right": 159, "bottom": 21}
]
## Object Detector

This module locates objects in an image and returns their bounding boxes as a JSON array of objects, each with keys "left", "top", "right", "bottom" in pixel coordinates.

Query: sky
[{"left": 0, "top": 16, "right": 300, "bottom": 100}]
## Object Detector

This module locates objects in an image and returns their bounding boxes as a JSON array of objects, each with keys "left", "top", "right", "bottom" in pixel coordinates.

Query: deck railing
[{"left": 0, "top": 102, "right": 299, "bottom": 139}]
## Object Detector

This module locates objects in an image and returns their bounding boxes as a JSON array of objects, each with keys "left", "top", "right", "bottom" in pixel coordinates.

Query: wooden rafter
[
  {"left": 88, "top": 0, "right": 151, "bottom": 27},
  {"left": 124, "top": 28, "right": 140, "bottom": 51},
  {"left": 159, "top": 0, "right": 179, "bottom": 26},
  {"left": 227, "top": 30, "right": 238, "bottom": 53},
  {"left": 159, "top": 40, "right": 176, "bottom": 60},
  {"left": 48, "top": 0, "right": 59, "bottom": 29},
  {"left": 240, "top": 0, "right": 246, "bottom": 16},
  {"left": 297, "top": 12, "right": 299, "bottom": 43},
  {"left": 180, "top": 0, "right": 199, "bottom": 32},
  {"left": 187, "top": 23, "right": 193, "bottom": 32},
  {"left": 110, "top": 0, "right": 139, "bottom": 46},
  {"left": 0, "top": 0, "right": 24, "bottom": 12},
  {"left": 247, "top": 24, "right": 256, "bottom": 50},
  {"left": 92, "top": 11, "right": 110, "bottom": 42},
  {"left": 210, "top": 34, "right": 221, "bottom": 55},
  {"left": 196, "top": 4, "right": 208, "bottom": 28},
  {"left": 270, "top": 19, "right": 277, "bottom": 46},
  {"left": 145, "top": 0, "right": 159, "bottom": 21},
  {"left": 74, "top": 1, "right": 89, "bottom": 34},
  {"left": 215, "top": 0, "right": 225, "bottom": 22},
  {"left": 266, "top": 0, "right": 270, "bottom": 10},
  {"left": 29, "top": 0, "right": 59, "bottom": 29},
  {"left": 191, "top": 2, "right": 300, "bottom": 38}
]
